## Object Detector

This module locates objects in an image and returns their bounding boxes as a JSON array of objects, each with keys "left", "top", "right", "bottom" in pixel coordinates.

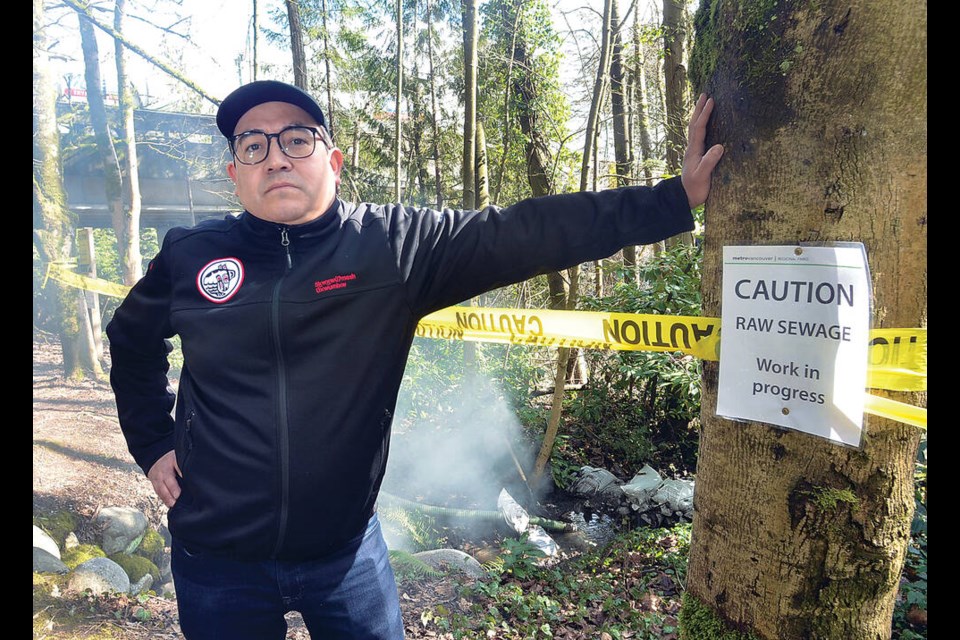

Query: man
[{"left": 107, "top": 79, "right": 723, "bottom": 639}]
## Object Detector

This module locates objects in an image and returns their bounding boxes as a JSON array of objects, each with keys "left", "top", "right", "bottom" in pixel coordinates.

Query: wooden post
[{"left": 75, "top": 227, "right": 103, "bottom": 358}]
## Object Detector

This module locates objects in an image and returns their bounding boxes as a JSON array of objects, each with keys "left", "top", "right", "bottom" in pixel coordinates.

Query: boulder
[
  {"left": 68, "top": 557, "right": 131, "bottom": 595},
  {"left": 94, "top": 507, "right": 148, "bottom": 555}
]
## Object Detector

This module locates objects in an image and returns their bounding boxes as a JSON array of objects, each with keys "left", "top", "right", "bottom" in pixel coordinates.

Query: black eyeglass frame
[{"left": 228, "top": 125, "right": 333, "bottom": 165}]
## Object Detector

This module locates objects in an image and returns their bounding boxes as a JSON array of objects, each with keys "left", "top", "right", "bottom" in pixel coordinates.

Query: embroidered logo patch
[{"left": 197, "top": 258, "right": 244, "bottom": 303}]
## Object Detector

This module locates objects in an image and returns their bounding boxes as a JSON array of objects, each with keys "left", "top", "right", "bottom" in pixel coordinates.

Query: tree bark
[
  {"left": 475, "top": 121, "right": 490, "bottom": 210},
  {"left": 34, "top": 0, "right": 98, "bottom": 380},
  {"left": 395, "top": 0, "right": 405, "bottom": 202},
  {"left": 662, "top": 0, "right": 692, "bottom": 248},
  {"left": 579, "top": 0, "right": 613, "bottom": 194},
  {"left": 461, "top": 0, "right": 478, "bottom": 210},
  {"left": 684, "top": 1, "right": 926, "bottom": 637},
  {"left": 610, "top": 0, "right": 636, "bottom": 284},
  {"left": 661, "top": 0, "right": 687, "bottom": 173},
  {"left": 461, "top": 0, "right": 479, "bottom": 372},
  {"left": 320, "top": 0, "right": 335, "bottom": 136},
  {"left": 508, "top": 9, "right": 581, "bottom": 481},
  {"left": 252, "top": 0, "right": 258, "bottom": 80},
  {"left": 425, "top": 0, "right": 443, "bottom": 209},
  {"left": 286, "top": 0, "right": 308, "bottom": 89},
  {"left": 114, "top": 0, "right": 143, "bottom": 287}
]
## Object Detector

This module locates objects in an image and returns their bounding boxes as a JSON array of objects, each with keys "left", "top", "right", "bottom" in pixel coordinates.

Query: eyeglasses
[{"left": 229, "top": 125, "right": 331, "bottom": 165}]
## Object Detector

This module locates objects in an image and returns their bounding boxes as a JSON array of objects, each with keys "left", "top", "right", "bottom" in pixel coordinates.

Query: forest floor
[{"left": 32, "top": 334, "right": 492, "bottom": 639}]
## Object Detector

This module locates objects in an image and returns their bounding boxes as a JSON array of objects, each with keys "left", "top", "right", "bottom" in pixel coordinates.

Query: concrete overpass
[{"left": 61, "top": 103, "right": 242, "bottom": 239}]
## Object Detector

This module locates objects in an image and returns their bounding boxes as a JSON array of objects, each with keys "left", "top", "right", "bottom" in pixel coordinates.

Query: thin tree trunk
[
  {"left": 425, "top": 0, "right": 443, "bottom": 208},
  {"left": 286, "top": 0, "right": 308, "bottom": 89},
  {"left": 461, "top": 0, "right": 479, "bottom": 372},
  {"left": 633, "top": 14, "right": 655, "bottom": 185},
  {"left": 662, "top": 0, "right": 692, "bottom": 248},
  {"left": 510, "top": 16, "right": 579, "bottom": 482},
  {"left": 475, "top": 121, "right": 489, "bottom": 209},
  {"left": 461, "top": 0, "right": 478, "bottom": 210},
  {"left": 252, "top": 0, "right": 258, "bottom": 80},
  {"left": 493, "top": 0, "right": 523, "bottom": 205},
  {"left": 684, "top": 1, "right": 926, "bottom": 636},
  {"left": 320, "top": 0, "right": 335, "bottom": 136},
  {"left": 114, "top": 0, "right": 142, "bottom": 287},
  {"left": 395, "top": 0, "right": 404, "bottom": 202},
  {"left": 610, "top": 0, "right": 637, "bottom": 284},
  {"left": 580, "top": 0, "right": 614, "bottom": 194}
]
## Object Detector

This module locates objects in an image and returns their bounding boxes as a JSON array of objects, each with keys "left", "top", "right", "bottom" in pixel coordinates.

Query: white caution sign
[{"left": 716, "top": 244, "right": 871, "bottom": 447}]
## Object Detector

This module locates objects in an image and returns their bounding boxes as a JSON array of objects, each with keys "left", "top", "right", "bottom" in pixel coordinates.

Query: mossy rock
[
  {"left": 134, "top": 528, "right": 166, "bottom": 564},
  {"left": 109, "top": 552, "right": 160, "bottom": 584},
  {"left": 33, "top": 510, "right": 77, "bottom": 548},
  {"left": 61, "top": 544, "right": 106, "bottom": 570}
]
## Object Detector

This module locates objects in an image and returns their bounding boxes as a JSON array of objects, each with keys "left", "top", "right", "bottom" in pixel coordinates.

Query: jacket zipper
[{"left": 271, "top": 226, "right": 292, "bottom": 556}]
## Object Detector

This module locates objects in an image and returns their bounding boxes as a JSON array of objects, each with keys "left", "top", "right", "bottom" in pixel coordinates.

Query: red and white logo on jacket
[{"left": 196, "top": 257, "right": 244, "bottom": 303}]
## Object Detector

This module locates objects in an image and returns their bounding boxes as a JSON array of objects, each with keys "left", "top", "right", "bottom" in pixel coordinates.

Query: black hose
[{"left": 378, "top": 491, "right": 573, "bottom": 532}]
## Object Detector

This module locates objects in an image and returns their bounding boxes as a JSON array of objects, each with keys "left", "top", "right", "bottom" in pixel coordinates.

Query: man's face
[{"left": 226, "top": 101, "right": 343, "bottom": 226}]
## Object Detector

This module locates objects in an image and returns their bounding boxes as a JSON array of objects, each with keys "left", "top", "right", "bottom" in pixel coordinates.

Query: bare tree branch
[{"left": 61, "top": 0, "right": 221, "bottom": 106}]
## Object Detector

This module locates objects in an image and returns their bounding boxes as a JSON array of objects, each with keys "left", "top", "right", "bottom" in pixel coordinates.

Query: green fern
[{"left": 388, "top": 549, "right": 444, "bottom": 580}]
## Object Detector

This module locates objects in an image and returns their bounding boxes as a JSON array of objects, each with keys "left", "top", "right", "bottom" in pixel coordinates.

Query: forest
[{"left": 33, "top": 0, "right": 926, "bottom": 638}]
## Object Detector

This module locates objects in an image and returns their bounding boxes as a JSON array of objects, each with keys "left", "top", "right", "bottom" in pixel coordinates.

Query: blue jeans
[{"left": 171, "top": 513, "right": 405, "bottom": 639}]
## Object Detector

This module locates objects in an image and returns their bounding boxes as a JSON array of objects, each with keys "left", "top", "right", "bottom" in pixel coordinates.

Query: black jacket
[{"left": 107, "top": 177, "right": 694, "bottom": 560}]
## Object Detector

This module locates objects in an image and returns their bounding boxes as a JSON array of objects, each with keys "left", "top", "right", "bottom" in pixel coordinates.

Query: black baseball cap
[{"left": 216, "top": 80, "right": 327, "bottom": 138}]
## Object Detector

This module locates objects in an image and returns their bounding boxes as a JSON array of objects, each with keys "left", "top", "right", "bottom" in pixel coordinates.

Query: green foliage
[
  {"left": 34, "top": 510, "right": 77, "bottom": 548},
  {"left": 388, "top": 549, "right": 445, "bottom": 582},
  {"left": 108, "top": 552, "right": 160, "bottom": 584},
  {"left": 61, "top": 544, "right": 107, "bottom": 570},
  {"left": 893, "top": 439, "right": 927, "bottom": 639},
  {"left": 678, "top": 592, "right": 761, "bottom": 640},
  {"left": 484, "top": 535, "right": 547, "bottom": 580},
  {"left": 427, "top": 522, "right": 693, "bottom": 639},
  {"left": 380, "top": 505, "right": 447, "bottom": 553},
  {"left": 572, "top": 242, "right": 706, "bottom": 472}
]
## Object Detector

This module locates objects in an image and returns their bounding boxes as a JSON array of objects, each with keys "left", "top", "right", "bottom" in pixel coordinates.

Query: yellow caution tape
[
  {"left": 864, "top": 394, "right": 926, "bottom": 430},
  {"left": 419, "top": 307, "right": 926, "bottom": 392},
  {"left": 418, "top": 306, "right": 722, "bottom": 360},
  {"left": 866, "top": 329, "right": 927, "bottom": 392},
  {"left": 42, "top": 264, "right": 926, "bottom": 428},
  {"left": 44, "top": 262, "right": 132, "bottom": 298}
]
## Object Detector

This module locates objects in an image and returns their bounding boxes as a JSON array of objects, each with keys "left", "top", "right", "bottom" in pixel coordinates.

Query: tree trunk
[
  {"left": 632, "top": 12, "right": 654, "bottom": 185},
  {"left": 425, "top": 0, "right": 443, "bottom": 209},
  {"left": 395, "top": 0, "right": 405, "bottom": 203},
  {"left": 475, "top": 121, "right": 490, "bottom": 209},
  {"left": 661, "top": 0, "right": 687, "bottom": 173},
  {"left": 461, "top": 0, "right": 478, "bottom": 210},
  {"left": 579, "top": 0, "right": 613, "bottom": 194},
  {"left": 493, "top": 1, "right": 522, "bottom": 205},
  {"left": 252, "top": 0, "right": 258, "bottom": 80},
  {"left": 34, "top": 0, "right": 98, "bottom": 380},
  {"left": 610, "top": 0, "right": 636, "bottom": 284},
  {"left": 320, "top": 0, "right": 335, "bottom": 136},
  {"left": 511, "top": 22, "right": 573, "bottom": 482},
  {"left": 286, "top": 0, "right": 308, "bottom": 89},
  {"left": 114, "top": 0, "right": 142, "bottom": 287},
  {"left": 461, "top": 0, "right": 479, "bottom": 372},
  {"left": 662, "top": 0, "right": 692, "bottom": 248},
  {"left": 684, "top": 2, "right": 926, "bottom": 637}
]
